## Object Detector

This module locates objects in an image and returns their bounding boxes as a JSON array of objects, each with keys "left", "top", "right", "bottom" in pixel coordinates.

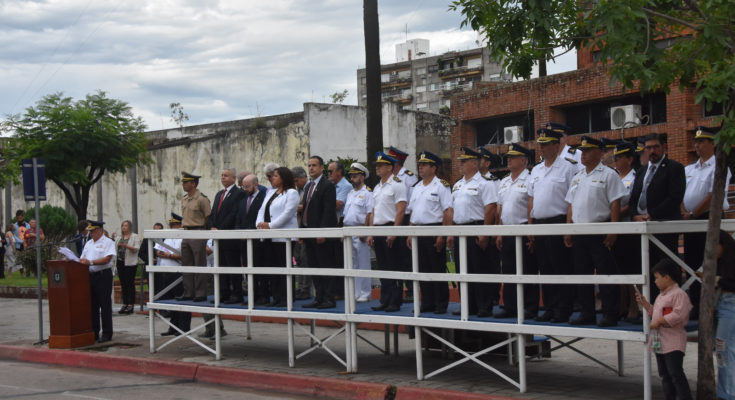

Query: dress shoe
[
  {"left": 118, "top": 306, "right": 128, "bottom": 314},
  {"left": 192, "top": 297, "right": 207, "bottom": 302},
  {"left": 316, "top": 301, "right": 336, "bottom": 309},
  {"left": 176, "top": 296, "right": 193, "bottom": 301},
  {"left": 267, "top": 299, "right": 286, "bottom": 307},
  {"left": 356, "top": 297, "right": 370, "bottom": 303},
  {"left": 126, "top": 305, "right": 136, "bottom": 314},
  {"left": 598, "top": 315, "right": 618, "bottom": 327},
  {"left": 535, "top": 311, "right": 554, "bottom": 322},
  {"left": 551, "top": 314, "right": 571, "bottom": 323},
  {"left": 97, "top": 336, "right": 111, "bottom": 344},
  {"left": 223, "top": 297, "right": 240, "bottom": 304},
  {"left": 419, "top": 305, "right": 435, "bottom": 313},
  {"left": 476, "top": 310, "right": 490, "bottom": 318},
  {"left": 302, "top": 300, "right": 321, "bottom": 308},
  {"left": 209, "top": 329, "right": 228, "bottom": 339},
  {"left": 371, "top": 304, "right": 388, "bottom": 311},
  {"left": 569, "top": 314, "right": 596, "bottom": 325},
  {"left": 493, "top": 309, "right": 514, "bottom": 318},
  {"left": 255, "top": 297, "right": 269, "bottom": 306},
  {"left": 160, "top": 330, "right": 178, "bottom": 337},
  {"left": 198, "top": 331, "right": 214, "bottom": 339},
  {"left": 384, "top": 305, "right": 401, "bottom": 312},
  {"left": 295, "top": 292, "right": 311, "bottom": 300},
  {"left": 434, "top": 306, "right": 447, "bottom": 315}
]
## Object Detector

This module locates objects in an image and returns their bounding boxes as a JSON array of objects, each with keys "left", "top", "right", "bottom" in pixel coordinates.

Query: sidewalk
[{"left": 0, "top": 297, "right": 695, "bottom": 399}]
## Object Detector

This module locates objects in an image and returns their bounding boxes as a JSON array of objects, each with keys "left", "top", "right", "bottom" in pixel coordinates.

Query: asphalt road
[{"left": 0, "top": 360, "right": 315, "bottom": 400}]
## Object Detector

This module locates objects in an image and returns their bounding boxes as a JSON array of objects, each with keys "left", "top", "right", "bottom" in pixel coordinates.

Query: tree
[
  {"left": 363, "top": 0, "right": 384, "bottom": 187},
  {"left": 169, "top": 102, "right": 189, "bottom": 129},
  {"left": 449, "top": 0, "right": 583, "bottom": 78},
  {"left": 330, "top": 89, "right": 349, "bottom": 104},
  {"left": 2, "top": 91, "right": 150, "bottom": 220},
  {"left": 452, "top": 1, "right": 735, "bottom": 398}
]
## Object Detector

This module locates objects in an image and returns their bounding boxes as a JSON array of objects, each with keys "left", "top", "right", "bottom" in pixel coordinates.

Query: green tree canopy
[{"left": 2, "top": 91, "right": 150, "bottom": 220}]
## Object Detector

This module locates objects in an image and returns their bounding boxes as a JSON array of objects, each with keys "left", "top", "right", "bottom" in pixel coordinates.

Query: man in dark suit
[
  {"left": 208, "top": 168, "right": 245, "bottom": 304},
  {"left": 235, "top": 173, "right": 268, "bottom": 304},
  {"left": 629, "top": 133, "right": 685, "bottom": 299},
  {"left": 301, "top": 155, "right": 339, "bottom": 309}
]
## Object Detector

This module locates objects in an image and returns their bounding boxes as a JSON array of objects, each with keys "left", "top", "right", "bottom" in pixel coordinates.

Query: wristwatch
[{"left": 90, "top": 260, "right": 94, "bottom": 266}]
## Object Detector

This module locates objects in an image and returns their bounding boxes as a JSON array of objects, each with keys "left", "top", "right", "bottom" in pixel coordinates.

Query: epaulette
[
  {"left": 482, "top": 175, "right": 492, "bottom": 181},
  {"left": 200, "top": 193, "right": 209, "bottom": 198},
  {"left": 405, "top": 170, "right": 414, "bottom": 176},
  {"left": 607, "top": 165, "right": 617, "bottom": 172},
  {"left": 565, "top": 157, "right": 578, "bottom": 164},
  {"left": 366, "top": 186, "right": 372, "bottom": 192},
  {"left": 490, "top": 174, "right": 499, "bottom": 181},
  {"left": 440, "top": 179, "right": 450, "bottom": 187},
  {"left": 393, "top": 176, "right": 402, "bottom": 183},
  {"left": 567, "top": 147, "right": 577, "bottom": 155}
]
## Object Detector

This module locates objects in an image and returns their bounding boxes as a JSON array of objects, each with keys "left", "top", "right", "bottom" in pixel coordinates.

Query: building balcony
[
  {"left": 438, "top": 66, "right": 482, "bottom": 80},
  {"left": 381, "top": 76, "right": 412, "bottom": 89}
]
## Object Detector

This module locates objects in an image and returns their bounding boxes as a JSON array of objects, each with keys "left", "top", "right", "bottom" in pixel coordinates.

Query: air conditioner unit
[
  {"left": 610, "top": 105, "right": 641, "bottom": 129},
  {"left": 504, "top": 126, "right": 523, "bottom": 144}
]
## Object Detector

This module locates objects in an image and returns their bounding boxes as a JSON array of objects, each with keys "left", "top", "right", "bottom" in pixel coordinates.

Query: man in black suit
[
  {"left": 208, "top": 168, "right": 245, "bottom": 304},
  {"left": 235, "top": 173, "right": 268, "bottom": 304},
  {"left": 629, "top": 133, "right": 686, "bottom": 299},
  {"left": 301, "top": 155, "right": 339, "bottom": 309}
]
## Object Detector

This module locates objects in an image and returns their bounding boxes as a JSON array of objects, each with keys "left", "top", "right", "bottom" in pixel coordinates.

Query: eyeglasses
[{"left": 327, "top": 170, "right": 335, "bottom": 174}]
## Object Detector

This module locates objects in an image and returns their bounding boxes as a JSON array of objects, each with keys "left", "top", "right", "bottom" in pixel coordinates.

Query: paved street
[{"left": 0, "top": 297, "right": 699, "bottom": 399}]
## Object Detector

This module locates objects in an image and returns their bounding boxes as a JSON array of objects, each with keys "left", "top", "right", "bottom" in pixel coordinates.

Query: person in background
[
  {"left": 199, "top": 238, "right": 227, "bottom": 339},
  {"left": 155, "top": 214, "right": 191, "bottom": 336},
  {"left": 176, "top": 171, "right": 211, "bottom": 302},
  {"left": 235, "top": 173, "right": 268, "bottom": 305},
  {"left": 12, "top": 210, "right": 29, "bottom": 252},
  {"left": 263, "top": 162, "right": 280, "bottom": 191},
  {"left": 73, "top": 220, "right": 89, "bottom": 257},
  {"left": 343, "top": 162, "right": 374, "bottom": 302},
  {"left": 715, "top": 230, "right": 735, "bottom": 400},
  {"left": 636, "top": 259, "right": 693, "bottom": 400},
  {"left": 23, "top": 219, "right": 44, "bottom": 249},
  {"left": 115, "top": 220, "right": 141, "bottom": 315},
  {"left": 4, "top": 224, "right": 16, "bottom": 276},
  {"left": 79, "top": 220, "right": 116, "bottom": 343},
  {"left": 291, "top": 166, "right": 313, "bottom": 300},
  {"left": 387, "top": 146, "right": 417, "bottom": 302}
]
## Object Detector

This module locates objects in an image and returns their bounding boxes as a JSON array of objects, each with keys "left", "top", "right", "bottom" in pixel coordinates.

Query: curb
[{"left": 395, "top": 387, "right": 519, "bottom": 400}]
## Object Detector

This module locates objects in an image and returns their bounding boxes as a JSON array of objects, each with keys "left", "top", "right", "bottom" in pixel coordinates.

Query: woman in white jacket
[
  {"left": 114, "top": 220, "right": 141, "bottom": 314},
  {"left": 257, "top": 167, "right": 299, "bottom": 307}
]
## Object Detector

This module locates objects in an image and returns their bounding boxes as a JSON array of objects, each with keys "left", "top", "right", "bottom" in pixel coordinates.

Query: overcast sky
[{"left": 0, "top": 0, "right": 576, "bottom": 131}]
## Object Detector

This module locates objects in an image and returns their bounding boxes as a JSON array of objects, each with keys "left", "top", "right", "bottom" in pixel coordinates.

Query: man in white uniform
[
  {"left": 155, "top": 213, "right": 191, "bottom": 336},
  {"left": 343, "top": 163, "right": 374, "bottom": 302},
  {"left": 79, "top": 220, "right": 116, "bottom": 343}
]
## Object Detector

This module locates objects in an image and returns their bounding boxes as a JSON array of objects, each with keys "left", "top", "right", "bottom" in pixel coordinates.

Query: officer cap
[
  {"left": 600, "top": 137, "right": 619, "bottom": 149},
  {"left": 387, "top": 146, "right": 408, "bottom": 162},
  {"left": 375, "top": 151, "right": 397, "bottom": 165},
  {"left": 181, "top": 171, "right": 200, "bottom": 182},
  {"left": 694, "top": 126, "right": 716, "bottom": 140},
  {"left": 478, "top": 147, "right": 501, "bottom": 166},
  {"left": 457, "top": 146, "right": 481, "bottom": 160},
  {"left": 578, "top": 135, "right": 603, "bottom": 150},
  {"left": 545, "top": 122, "right": 572, "bottom": 135},
  {"left": 614, "top": 141, "right": 636, "bottom": 156},
  {"left": 505, "top": 143, "right": 532, "bottom": 158},
  {"left": 636, "top": 136, "right": 646, "bottom": 153},
  {"left": 536, "top": 128, "right": 562, "bottom": 143},
  {"left": 348, "top": 162, "right": 369, "bottom": 178},
  {"left": 417, "top": 150, "right": 442, "bottom": 166},
  {"left": 169, "top": 213, "right": 182, "bottom": 224},
  {"left": 85, "top": 220, "right": 105, "bottom": 231}
]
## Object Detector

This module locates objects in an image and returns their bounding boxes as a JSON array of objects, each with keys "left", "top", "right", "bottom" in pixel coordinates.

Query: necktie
[
  {"left": 246, "top": 194, "right": 253, "bottom": 214},
  {"left": 638, "top": 165, "right": 657, "bottom": 211},
  {"left": 217, "top": 189, "right": 226, "bottom": 212},
  {"left": 302, "top": 181, "right": 316, "bottom": 226}
]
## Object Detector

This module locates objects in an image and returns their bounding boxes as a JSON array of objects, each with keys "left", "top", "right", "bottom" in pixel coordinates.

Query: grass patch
[{"left": 1, "top": 270, "right": 48, "bottom": 288}]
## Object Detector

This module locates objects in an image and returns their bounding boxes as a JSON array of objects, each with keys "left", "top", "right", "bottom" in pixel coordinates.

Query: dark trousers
[
  {"left": 400, "top": 217, "right": 412, "bottom": 297},
  {"left": 117, "top": 262, "right": 137, "bottom": 305},
  {"left": 655, "top": 351, "right": 693, "bottom": 400},
  {"left": 181, "top": 238, "right": 208, "bottom": 298},
  {"left": 572, "top": 234, "right": 620, "bottom": 318},
  {"left": 305, "top": 239, "right": 337, "bottom": 304},
  {"left": 483, "top": 238, "right": 502, "bottom": 307},
  {"left": 683, "top": 214, "right": 708, "bottom": 319},
  {"left": 158, "top": 272, "right": 191, "bottom": 332},
  {"left": 374, "top": 235, "right": 403, "bottom": 307},
  {"left": 453, "top": 233, "right": 491, "bottom": 314},
  {"left": 0, "top": 248, "right": 5, "bottom": 278},
  {"left": 267, "top": 241, "right": 290, "bottom": 303},
  {"left": 501, "top": 236, "right": 539, "bottom": 315},
  {"left": 242, "top": 240, "right": 270, "bottom": 302},
  {"left": 614, "top": 234, "right": 641, "bottom": 317},
  {"left": 417, "top": 234, "right": 448, "bottom": 311},
  {"left": 90, "top": 268, "right": 113, "bottom": 341},
  {"left": 533, "top": 216, "right": 573, "bottom": 319},
  {"left": 218, "top": 246, "right": 243, "bottom": 301}
]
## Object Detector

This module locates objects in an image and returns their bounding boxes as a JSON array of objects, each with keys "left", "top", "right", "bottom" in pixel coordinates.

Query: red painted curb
[
  {"left": 395, "top": 387, "right": 521, "bottom": 400},
  {"left": 196, "top": 365, "right": 391, "bottom": 400},
  {"left": 0, "top": 344, "right": 198, "bottom": 380}
]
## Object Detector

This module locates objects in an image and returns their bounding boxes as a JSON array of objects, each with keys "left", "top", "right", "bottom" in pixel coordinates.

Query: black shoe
[
  {"left": 476, "top": 310, "right": 490, "bottom": 318},
  {"left": 493, "top": 309, "right": 515, "bottom": 319},
  {"left": 198, "top": 332, "right": 214, "bottom": 339},
  {"left": 302, "top": 300, "right": 321, "bottom": 308},
  {"left": 294, "top": 292, "right": 311, "bottom": 300},
  {"left": 267, "top": 299, "right": 286, "bottom": 307},
  {"left": 535, "top": 311, "right": 553, "bottom": 322},
  {"left": 97, "top": 336, "right": 111, "bottom": 344},
  {"left": 569, "top": 314, "right": 596, "bottom": 325},
  {"left": 255, "top": 297, "right": 269, "bottom": 306},
  {"left": 192, "top": 297, "right": 207, "bottom": 302},
  {"left": 384, "top": 305, "right": 401, "bottom": 312},
  {"left": 159, "top": 310, "right": 171, "bottom": 318},
  {"left": 551, "top": 314, "right": 571, "bottom": 323},
  {"left": 434, "top": 306, "right": 447, "bottom": 315},
  {"left": 175, "top": 296, "right": 192, "bottom": 301},
  {"left": 371, "top": 304, "right": 388, "bottom": 311},
  {"left": 419, "top": 305, "right": 435, "bottom": 313},
  {"left": 209, "top": 329, "right": 228, "bottom": 339},
  {"left": 160, "top": 330, "right": 177, "bottom": 336},
  {"left": 118, "top": 306, "right": 128, "bottom": 314},
  {"left": 598, "top": 315, "right": 618, "bottom": 327},
  {"left": 316, "top": 301, "right": 336, "bottom": 309},
  {"left": 223, "top": 297, "right": 240, "bottom": 305}
]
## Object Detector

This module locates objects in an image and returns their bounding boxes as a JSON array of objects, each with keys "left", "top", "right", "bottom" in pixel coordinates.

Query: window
[
  {"left": 416, "top": 103, "right": 428, "bottom": 109},
  {"left": 401, "top": 89, "right": 412, "bottom": 97},
  {"left": 467, "top": 57, "right": 482, "bottom": 69},
  {"left": 474, "top": 112, "right": 536, "bottom": 146},
  {"left": 415, "top": 67, "right": 426, "bottom": 76},
  {"left": 381, "top": 73, "right": 390, "bottom": 83},
  {"left": 704, "top": 99, "right": 724, "bottom": 117},
  {"left": 428, "top": 65, "right": 438, "bottom": 73},
  {"left": 441, "top": 99, "right": 451, "bottom": 107},
  {"left": 416, "top": 85, "right": 426, "bottom": 93},
  {"left": 398, "top": 70, "right": 411, "bottom": 79},
  {"left": 429, "top": 83, "right": 438, "bottom": 91},
  {"left": 561, "top": 92, "right": 667, "bottom": 134},
  {"left": 360, "top": 77, "right": 366, "bottom": 85}
]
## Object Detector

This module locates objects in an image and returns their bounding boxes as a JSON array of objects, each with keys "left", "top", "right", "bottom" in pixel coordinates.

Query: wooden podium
[{"left": 47, "top": 260, "right": 96, "bottom": 348}]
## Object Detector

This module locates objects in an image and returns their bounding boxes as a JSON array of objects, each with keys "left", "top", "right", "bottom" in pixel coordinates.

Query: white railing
[{"left": 144, "top": 220, "right": 734, "bottom": 399}]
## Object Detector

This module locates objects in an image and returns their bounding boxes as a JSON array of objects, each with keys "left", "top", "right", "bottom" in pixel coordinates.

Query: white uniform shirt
[
  {"left": 154, "top": 238, "right": 182, "bottom": 267},
  {"left": 528, "top": 155, "right": 577, "bottom": 219},
  {"left": 408, "top": 176, "right": 451, "bottom": 225},
  {"left": 343, "top": 185, "right": 374, "bottom": 227},
  {"left": 372, "top": 176, "right": 408, "bottom": 225},
  {"left": 683, "top": 155, "right": 731, "bottom": 212},
  {"left": 562, "top": 144, "right": 583, "bottom": 169},
  {"left": 565, "top": 163, "right": 626, "bottom": 223},
  {"left": 619, "top": 169, "right": 636, "bottom": 221},
  {"left": 498, "top": 169, "right": 531, "bottom": 225},
  {"left": 450, "top": 172, "right": 497, "bottom": 224},
  {"left": 81, "top": 235, "right": 116, "bottom": 272},
  {"left": 397, "top": 167, "right": 418, "bottom": 213},
  {"left": 483, "top": 171, "right": 501, "bottom": 193}
]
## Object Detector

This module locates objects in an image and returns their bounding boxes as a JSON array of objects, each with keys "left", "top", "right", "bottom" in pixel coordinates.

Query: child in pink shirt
[{"left": 637, "top": 259, "right": 693, "bottom": 400}]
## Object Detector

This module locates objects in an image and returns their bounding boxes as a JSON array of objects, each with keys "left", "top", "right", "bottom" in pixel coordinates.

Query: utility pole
[{"left": 363, "top": 0, "right": 383, "bottom": 187}]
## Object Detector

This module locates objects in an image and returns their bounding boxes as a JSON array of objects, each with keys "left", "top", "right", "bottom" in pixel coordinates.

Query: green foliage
[
  {"left": 25, "top": 205, "right": 76, "bottom": 244},
  {"left": 330, "top": 89, "right": 349, "bottom": 104},
  {"left": 326, "top": 157, "right": 359, "bottom": 178},
  {"left": 1, "top": 91, "right": 150, "bottom": 219},
  {"left": 169, "top": 102, "right": 189, "bottom": 128},
  {"left": 15, "top": 244, "right": 56, "bottom": 277}
]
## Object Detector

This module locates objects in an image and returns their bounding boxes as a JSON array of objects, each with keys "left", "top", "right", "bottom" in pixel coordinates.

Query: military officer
[
  {"left": 368, "top": 152, "right": 408, "bottom": 312},
  {"left": 156, "top": 213, "right": 192, "bottom": 336},
  {"left": 494, "top": 143, "right": 539, "bottom": 319},
  {"left": 528, "top": 126, "right": 578, "bottom": 323},
  {"left": 343, "top": 162, "right": 374, "bottom": 302},
  {"left": 478, "top": 146, "right": 503, "bottom": 306},
  {"left": 387, "top": 146, "right": 418, "bottom": 301},
  {"left": 79, "top": 220, "right": 116, "bottom": 343},
  {"left": 564, "top": 136, "right": 626, "bottom": 327},
  {"left": 549, "top": 122, "right": 582, "bottom": 168},
  {"left": 479, "top": 147, "right": 502, "bottom": 188},
  {"left": 176, "top": 172, "right": 212, "bottom": 302},
  {"left": 406, "top": 151, "right": 452, "bottom": 314},
  {"left": 447, "top": 147, "right": 498, "bottom": 317}
]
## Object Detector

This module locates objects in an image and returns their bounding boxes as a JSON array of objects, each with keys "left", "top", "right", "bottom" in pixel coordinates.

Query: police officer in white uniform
[
  {"left": 494, "top": 143, "right": 539, "bottom": 319},
  {"left": 528, "top": 126, "right": 578, "bottom": 323},
  {"left": 343, "top": 163, "right": 374, "bottom": 302},
  {"left": 447, "top": 147, "right": 498, "bottom": 317},
  {"left": 682, "top": 126, "right": 730, "bottom": 318},
  {"left": 79, "top": 220, "right": 116, "bottom": 343},
  {"left": 478, "top": 147, "right": 503, "bottom": 306},
  {"left": 155, "top": 213, "right": 192, "bottom": 336},
  {"left": 406, "top": 151, "right": 452, "bottom": 314},
  {"left": 549, "top": 122, "right": 582, "bottom": 170},
  {"left": 387, "top": 146, "right": 418, "bottom": 301},
  {"left": 368, "top": 152, "right": 408, "bottom": 312},
  {"left": 564, "top": 136, "right": 626, "bottom": 327}
]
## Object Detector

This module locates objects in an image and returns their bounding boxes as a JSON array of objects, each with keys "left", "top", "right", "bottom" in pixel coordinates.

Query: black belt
[
  {"left": 90, "top": 268, "right": 111, "bottom": 275},
  {"left": 532, "top": 215, "right": 566, "bottom": 224},
  {"left": 183, "top": 226, "right": 206, "bottom": 230},
  {"left": 459, "top": 220, "right": 484, "bottom": 225},
  {"left": 414, "top": 222, "right": 442, "bottom": 226},
  {"left": 375, "top": 223, "right": 393, "bottom": 227}
]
